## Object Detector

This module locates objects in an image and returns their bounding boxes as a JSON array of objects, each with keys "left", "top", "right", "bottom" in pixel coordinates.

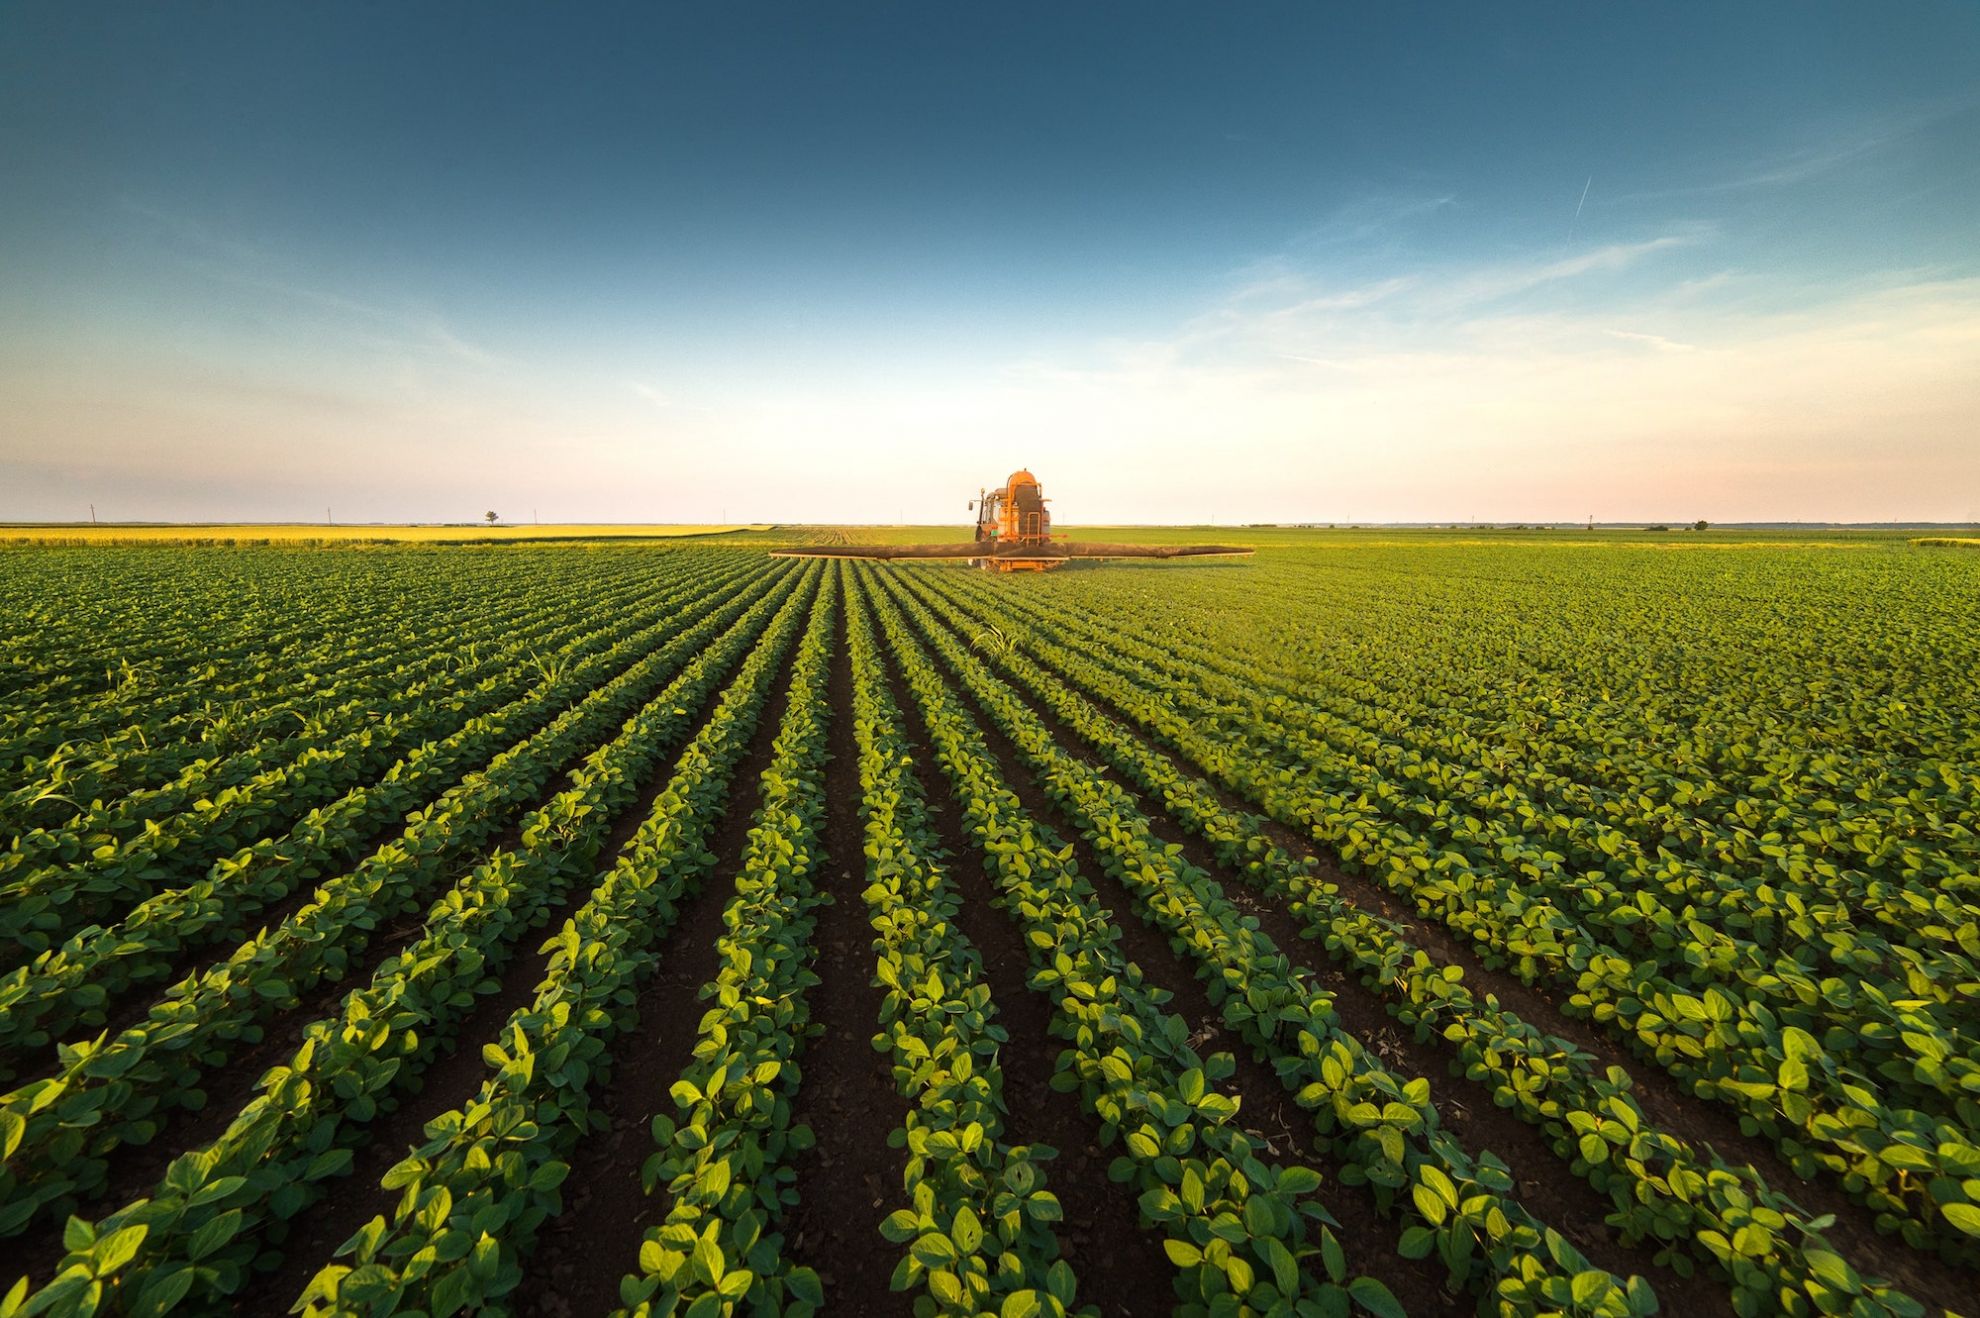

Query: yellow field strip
[{"left": 0, "top": 524, "right": 773, "bottom": 546}]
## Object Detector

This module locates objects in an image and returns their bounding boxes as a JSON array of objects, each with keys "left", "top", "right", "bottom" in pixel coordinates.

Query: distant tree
[
  {"left": 484, "top": 510, "right": 500, "bottom": 525},
  {"left": 1694, "top": 519, "right": 1709, "bottom": 531}
]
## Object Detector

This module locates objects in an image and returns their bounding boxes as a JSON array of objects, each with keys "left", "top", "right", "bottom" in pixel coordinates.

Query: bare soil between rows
[
  {"left": 507, "top": 616, "right": 808, "bottom": 1318},
  {"left": 941, "top": 583, "right": 1975, "bottom": 1313},
  {"left": 10, "top": 640, "right": 746, "bottom": 1292},
  {"left": 879, "top": 628, "right": 1178, "bottom": 1317},
  {"left": 778, "top": 595, "right": 916, "bottom": 1311},
  {"left": 879, "top": 587, "right": 1470, "bottom": 1317},
  {"left": 907, "top": 596, "right": 1726, "bottom": 1313},
  {"left": 12, "top": 561, "right": 1973, "bottom": 1318}
]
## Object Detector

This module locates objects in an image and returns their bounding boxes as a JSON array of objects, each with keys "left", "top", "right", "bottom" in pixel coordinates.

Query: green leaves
[
  {"left": 845, "top": 581, "right": 1074, "bottom": 1314},
  {"left": 1569, "top": 1269, "right": 1612, "bottom": 1306},
  {"left": 950, "top": 1205, "right": 984, "bottom": 1254},
  {"left": 91, "top": 1223, "right": 148, "bottom": 1274},
  {"left": 1941, "top": 1202, "right": 1980, "bottom": 1238},
  {"left": 690, "top": 1233, "right": 726, "bottom": 1287},
  {"left": 604, "top": 573, "right": 841, "bottom": 1317},
  {"left": 0, "top": 563, "right": 813, "bottom": 1299},
  {"left": 1278, "top": 1165, "right": 1323, "bottom": 1196},
  {"left": 909, "top": 1232, "right": 958, "bottom": 1270},
  {"left": 896, "top": 546, "right": 1977, "bottom": 1313},
  {"left": 1800, "top": 1247, "right": 1860, "bottom": 1294},
  {"left": 872, "top": 565, "right": 1650, "bottom": 1313},
  {"left": 11, "top": 525, "right": 1976, "bottom": 1318},
  {"left": 1347, "top": 1276, "right": 1405, "bottom": 1318}
]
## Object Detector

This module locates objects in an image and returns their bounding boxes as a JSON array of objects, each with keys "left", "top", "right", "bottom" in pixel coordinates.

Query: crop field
[
  {"left": 1, "top": 534, "right": 1976, "bottom": 1318},
  {"left": 0, "top": 525, "right": 773, "bottom": 548}
]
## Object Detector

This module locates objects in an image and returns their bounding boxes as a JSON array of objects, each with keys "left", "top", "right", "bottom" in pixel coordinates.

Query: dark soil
[
  {"left": 46, "top": 791, "right": 587, "bottom": 1254},
  {"left": 507, "top": 653, "right": 805, "bottom": 1318},
  {"left": 15, "top": 564, "right": 1969, "bottom": 1318},
  {"left": 232, "top": 645, "right": 792, "bottom": 1317},
  {"left": 929, "top": 616, "right": 1729, "bottom": 1312},
  {"left": 19, "top": 606, "right": 790, "bottom": 1274},
  {"left": 967, "top": 603, "right": 1976, "bottom": 1314},
  {"left": 11, "top": 954, "right": 375, "bottom": 1288},
  {"left": 43, "top": 575, "right": 762, "bottom": 1063},
  {"left": 896, "top": 619, "right": 1469, "bottom": 1317},
  {"left": 779, "top": 599, "right": 915, "bottom": 1311},
  {"left": 877, "top": 625, "right": 1221, "bottom": 1318}
]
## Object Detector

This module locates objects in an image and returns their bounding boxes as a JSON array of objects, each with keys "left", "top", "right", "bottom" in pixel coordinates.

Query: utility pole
[
  {"left": 89, "top": 504, "right": 96, "bottom": 525},
  {"left": 327, "top": 507, "right": 333, "bottom": 526}
]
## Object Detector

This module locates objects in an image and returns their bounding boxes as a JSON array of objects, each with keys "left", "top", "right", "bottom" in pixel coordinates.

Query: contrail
[{"left": 1568, "top": 175, "right": 1592, "bottom": 246}]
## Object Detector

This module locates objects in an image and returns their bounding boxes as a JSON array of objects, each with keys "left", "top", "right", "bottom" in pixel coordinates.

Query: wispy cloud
[
  {"left": 627, "top": 380, "right": 674, "bottom": 409},
  {"left": 1271, "top": 277, "right": 1419, "bottom": 317},
  {"left": 970, "top": 201, "right": 1980, "bottom": 521},
  {"left": 119, "top": 197, "right": 503, "bottom": 370},
  {"left": 1437, "top": 231, "right": 1705, "bottom": 310},
  {"left": 421, "top": 323, "right": 500, "bottom": 369},
  {"left": 1275, "top": 352, "right": 1372, "bottom": 372},
  {"left": 1614, "top": 98, "right": 1976, "bottom": 202},
  {"left": 1289, "top": 192, "right": 1460, "bottom": 249},
  {"left": 1225, "top": 192, "right": 1459, "bottom": 291},
  {"left": 1083, "top": 227, "right": 1708, "bottom": 377},
  {"left": 1603, "top": 328, "right": 1695, "bottom": 352}
]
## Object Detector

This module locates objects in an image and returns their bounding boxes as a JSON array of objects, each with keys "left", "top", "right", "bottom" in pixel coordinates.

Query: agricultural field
[
  {"left": 0, "top": 526, "right": 773, "bottom": 547},
  {"left": 0, "top": 532, "right": 1975, "bottom": 1318}
]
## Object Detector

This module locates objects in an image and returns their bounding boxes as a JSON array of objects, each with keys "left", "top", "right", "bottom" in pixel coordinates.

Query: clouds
[
  {"left": 4, "top": 60, "right": 1976, "bottom": 530},
  {"left": 117, "top": 197, "right": 505, "bottom": 373},
  {"left": 12, "top": 199, "right": 1972, "bottom": 525},
  {"left": 969, "top": 245, "right": 1980, "bottom": 522},
  {"left": 575, "top": 243, "right": 1975, "bottom": 526},
  {"left": 1613, "top": 95, "right": 1979, "bottom": 202},
  {"left": 1601, "top": 329, "right": 1695, "bottom": 352},
  {"left": 627, "top": 381, "right": 674, "bottom": 410},
  {"left": 1077, "top": 227, "right": 1710, "bottom": 377}
]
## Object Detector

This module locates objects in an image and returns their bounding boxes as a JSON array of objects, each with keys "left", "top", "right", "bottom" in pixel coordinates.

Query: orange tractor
[
  {"left": 969, "top": 468, "right": 1058, "bottom": 571},
  {"left": 775, "top": 470, "right": 1253, "bottom": 571}
]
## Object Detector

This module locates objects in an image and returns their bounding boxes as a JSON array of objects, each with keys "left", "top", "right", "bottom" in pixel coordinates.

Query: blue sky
[{"left": 3, "top": 3, "right": 1977, "bottom": 523}]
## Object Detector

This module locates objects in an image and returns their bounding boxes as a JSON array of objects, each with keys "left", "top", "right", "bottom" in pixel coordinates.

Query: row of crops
[{"left": 0, "top": 538, "right": 1973, "bottom": 1316}]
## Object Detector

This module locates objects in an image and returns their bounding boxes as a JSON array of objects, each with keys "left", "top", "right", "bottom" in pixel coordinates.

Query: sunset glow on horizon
[{"left": 3, "top": 4, "right": 1977, "bottom": 525}]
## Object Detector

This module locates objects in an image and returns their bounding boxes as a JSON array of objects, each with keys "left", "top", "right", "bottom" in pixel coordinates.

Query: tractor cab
[
  {"left": 968, "top": 469, "right": 1056, "bottom": 571},
  {"left": 769, "top": 467, "right": 1253, "bottom": 568}
]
